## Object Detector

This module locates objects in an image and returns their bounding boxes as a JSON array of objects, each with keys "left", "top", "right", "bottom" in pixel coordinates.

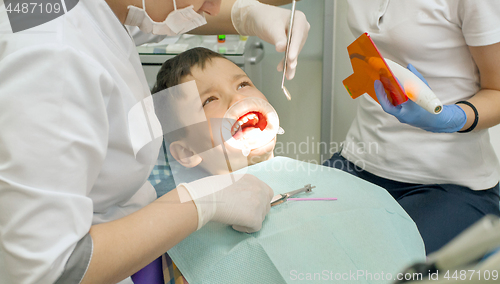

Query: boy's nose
[
  {"left": 200, "top": 0, "right": 221, "bottom": 16},
  {"left": 228, "top": 93, "right": 248, "bottom": 108}
]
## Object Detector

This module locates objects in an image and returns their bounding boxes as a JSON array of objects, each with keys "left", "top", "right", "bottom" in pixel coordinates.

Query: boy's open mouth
[{"left": 231, "top": 111, "right": 268, "bottom": 140}]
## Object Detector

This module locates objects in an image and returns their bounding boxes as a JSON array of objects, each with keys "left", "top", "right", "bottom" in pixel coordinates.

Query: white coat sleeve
[
  {"left": 458, "top": 0, "right": 500, "bottom": 46},
  {"left": 0, "top": 45, "right": 113, "bottom": 283}
]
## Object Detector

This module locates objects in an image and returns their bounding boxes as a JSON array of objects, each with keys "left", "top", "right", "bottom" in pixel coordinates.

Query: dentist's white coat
[{"left": 0, "top": 0, "right": 161, "bottom": 283}]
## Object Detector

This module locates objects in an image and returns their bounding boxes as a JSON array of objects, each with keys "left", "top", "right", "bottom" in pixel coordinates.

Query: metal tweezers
[
  {"left": 280, "top": 0, "right": 297, "bottom": 101},
  {"left": 271, "top": 184, "right": 315, "bottom": 207}
]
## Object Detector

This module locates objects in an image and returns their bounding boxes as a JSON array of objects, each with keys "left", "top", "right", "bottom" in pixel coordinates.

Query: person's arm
[
  {"left": 80, "top": 188, "right": 198, "bottom": 284},
  {"left": 81, "top": 172, "right": 273, "bottom": 284},
  {"left": 458, "top": 42, "right": 500, "bottom": 131},
  {"left": 190, "top": 0, "right": 298, "bottom": 35},
  {"left": 194, "top": 0, "right": 309, "bottom": 80},
  {"left": 189, "top": 0, "right": 236, "bottom": 34}
]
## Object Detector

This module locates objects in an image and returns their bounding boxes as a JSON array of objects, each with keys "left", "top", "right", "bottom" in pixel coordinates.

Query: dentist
[{"left": 0, "top": 0, "right": 309, "bottom": 283}]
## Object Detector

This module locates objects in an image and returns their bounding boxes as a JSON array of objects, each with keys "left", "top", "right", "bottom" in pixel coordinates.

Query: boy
[
  {"left": 149, "top": 47, "right": 277, "bottom": 196},
  {"left": 140, "top": 47, "right": 279, "bottom": 284}
]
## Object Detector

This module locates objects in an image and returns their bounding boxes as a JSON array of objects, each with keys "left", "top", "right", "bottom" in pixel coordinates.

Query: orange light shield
[{"left": 343, "top": 33, "right": 408, "bottom": 106}]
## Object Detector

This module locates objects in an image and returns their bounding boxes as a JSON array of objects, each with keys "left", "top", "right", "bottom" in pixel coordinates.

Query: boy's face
[{"left": 181, "top": 57, "right": 276, "bottom": 171}]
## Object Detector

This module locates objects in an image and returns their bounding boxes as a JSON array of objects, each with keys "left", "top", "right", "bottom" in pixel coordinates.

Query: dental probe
[
  {"left": 271, "top": 184, "right": 315, "bottom": 207},
  {"left": 280, "top": 0, "right": 296, "bottom": 101}
]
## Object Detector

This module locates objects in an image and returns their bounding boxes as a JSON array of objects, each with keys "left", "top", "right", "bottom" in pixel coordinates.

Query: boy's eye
[
  {"left": 203, "top": 96, "right": 218, "bottom": 107},
  {"left": 237, "top": 81, "right": 251, "bottom": 90}
]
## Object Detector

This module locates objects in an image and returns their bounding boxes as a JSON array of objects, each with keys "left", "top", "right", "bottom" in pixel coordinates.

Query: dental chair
[{"left": 396, "top": 215, "right": 500, "bottom": 283}]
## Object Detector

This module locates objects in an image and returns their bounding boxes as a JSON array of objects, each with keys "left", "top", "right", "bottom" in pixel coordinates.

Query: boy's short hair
[
  {"left": 152, "top": 47, "right": 227, "bottom": 164},
  {"left": 152, "top": 47, "right": 225, "bottom": 94}
]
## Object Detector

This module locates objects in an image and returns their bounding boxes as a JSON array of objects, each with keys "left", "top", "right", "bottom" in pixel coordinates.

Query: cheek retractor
[{"left": 221, "top": 97, "right": 284, "bottom": 156}]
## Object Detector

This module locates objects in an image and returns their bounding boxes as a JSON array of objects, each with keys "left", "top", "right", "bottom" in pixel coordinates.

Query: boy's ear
[{"left": 169, "top": 141, "right": 202, "bottom": 168}]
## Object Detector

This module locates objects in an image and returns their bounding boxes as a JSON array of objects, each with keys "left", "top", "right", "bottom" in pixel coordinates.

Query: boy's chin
[{"left": 246, "top": 138, "right": 276, "bottom": 166}]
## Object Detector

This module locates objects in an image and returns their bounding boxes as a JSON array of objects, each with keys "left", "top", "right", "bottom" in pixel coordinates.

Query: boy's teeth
[
  {"left": 230, "top": 112, "right": 263, "bottom": 136},
  {"left": 231, "top": 125, "right": 240, "bottom": 135}
]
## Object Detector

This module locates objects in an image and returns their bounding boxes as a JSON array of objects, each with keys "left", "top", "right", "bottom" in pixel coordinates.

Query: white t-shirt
[
  {"left": 343, "top": 0, "right": 500, "bottom": 190},
  {"left": 0, "top": 0, "right": 161, "bottom": 282}
]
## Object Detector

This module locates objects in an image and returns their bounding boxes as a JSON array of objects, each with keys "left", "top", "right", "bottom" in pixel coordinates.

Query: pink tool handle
[{"left": 287, "top": 198, "right": 337, "bottom": 201}]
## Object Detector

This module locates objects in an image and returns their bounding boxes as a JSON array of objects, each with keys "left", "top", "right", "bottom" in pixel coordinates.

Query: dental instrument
[
  {"left": 384, "top": 58, "right": 442, "bottom": 114},
  {"left": 344, "top": 33, "right": 443, "bottom": 114},
  {"left": 287, "top": 197, "right": 337, "bottom": 201},
  {"left": 270, "top": 184, "right": 315, "bottom": 207},
  {"left": 280, "top": 0, "right": 296, "bottom": 101}
]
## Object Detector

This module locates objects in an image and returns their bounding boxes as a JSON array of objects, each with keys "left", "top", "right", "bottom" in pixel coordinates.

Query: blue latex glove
[{"left": 375, "top": 64, "right": 467, "bottom": 133}]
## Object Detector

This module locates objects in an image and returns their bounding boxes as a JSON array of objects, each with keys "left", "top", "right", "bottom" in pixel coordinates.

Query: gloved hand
[
  {"left": 178, "top": 173, "right": 274, "bottom": 233},
  {"left": 375, "top": 64, "right": 467, "bottom": 133},
  {"left": 231, "top": 0, "right": 310, "bottom": 80}
]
